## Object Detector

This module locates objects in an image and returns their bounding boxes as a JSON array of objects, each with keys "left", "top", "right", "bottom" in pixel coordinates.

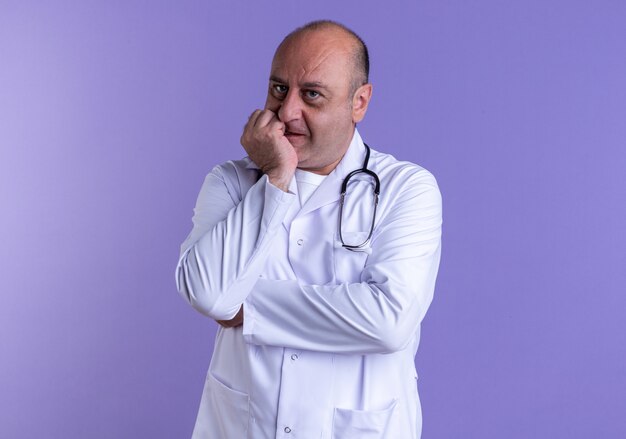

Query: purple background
[{"left": 1, "top": 1, "right": 625, "bottom": 438}]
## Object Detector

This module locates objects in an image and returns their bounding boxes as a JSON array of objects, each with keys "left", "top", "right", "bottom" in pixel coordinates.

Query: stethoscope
[{"left": 338, "top": 144, "right": 380, "bottom": 252}]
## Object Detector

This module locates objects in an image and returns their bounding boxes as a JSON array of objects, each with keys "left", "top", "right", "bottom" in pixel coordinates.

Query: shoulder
[
  {"left": 367, "top": 148, "right": 442, "bottom": 226},
  {"left": 200, "top": 156, "right": 260, "bottom": 202},
  {"left": 369, "top": 147, "right": 439, "bottom": 192},
  {"left": 208, "top": 156, "right": 257, "bottom": 179}
]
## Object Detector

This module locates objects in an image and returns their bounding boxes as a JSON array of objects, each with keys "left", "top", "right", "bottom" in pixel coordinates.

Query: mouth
[
  {"left": 284, "top": 131, "right": 308, "bottom": 146},
  {"left": 285, "top": 130, "right": 306, "bottom": 137}
]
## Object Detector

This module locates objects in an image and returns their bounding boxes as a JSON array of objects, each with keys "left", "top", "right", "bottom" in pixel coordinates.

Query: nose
[{"left": 277, "top": 89, "right": 303, "bottom": 123}]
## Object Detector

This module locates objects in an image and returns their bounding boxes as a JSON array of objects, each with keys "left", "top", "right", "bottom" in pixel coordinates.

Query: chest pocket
[{"left": 333, "top": 231, "right": 371, "bottom": 283}]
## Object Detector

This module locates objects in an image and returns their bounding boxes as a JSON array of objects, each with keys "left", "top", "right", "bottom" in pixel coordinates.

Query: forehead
[{"left": 270, "top": 30, "right": 354, "bottom": 85}]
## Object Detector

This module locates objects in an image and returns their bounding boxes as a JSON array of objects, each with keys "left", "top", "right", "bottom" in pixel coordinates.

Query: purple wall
[{"left": 1, "top": 1, "right": 625, "bottom": 437}]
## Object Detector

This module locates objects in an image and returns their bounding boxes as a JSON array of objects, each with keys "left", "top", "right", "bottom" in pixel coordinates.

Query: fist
[
  {"left": 240, "top": 109, "right": 298, "bottom": 191},
  {"left": 216, "top": 306, "right": 243, "bottom": 328}
]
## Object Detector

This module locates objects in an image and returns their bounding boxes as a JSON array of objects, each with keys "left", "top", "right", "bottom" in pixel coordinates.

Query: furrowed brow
[
  {"left": 269, "top": 76, "right": 328, "bottom": 90},
  {"left": 301, "top": 81, "right": 328, "bottom": 90}
]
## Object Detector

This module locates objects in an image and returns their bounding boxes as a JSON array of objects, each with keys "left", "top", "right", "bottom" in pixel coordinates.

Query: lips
[
  {"left": 284, "top": 130, "right": 308, "bottom": 147},
  {"left": 284, "top": 123, "right": 307, "bottom": 136}
]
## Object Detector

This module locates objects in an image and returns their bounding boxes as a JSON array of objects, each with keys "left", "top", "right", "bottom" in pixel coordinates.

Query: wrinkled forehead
[{"left": 270, "top": 30, "right": 354, "bottom": 85}]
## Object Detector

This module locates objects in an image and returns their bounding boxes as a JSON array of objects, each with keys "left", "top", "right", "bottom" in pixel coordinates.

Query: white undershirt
[{"left": 294, "top": 169, "right": 327, "bottom": 207}]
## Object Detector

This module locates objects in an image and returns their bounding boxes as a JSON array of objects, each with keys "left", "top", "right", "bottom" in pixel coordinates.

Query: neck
[
  {"left": 299, "top": 155, "right": 343, "bottom": 175},
  {"left": 299, "top": 126, "right": 356, "bottom": 175}
]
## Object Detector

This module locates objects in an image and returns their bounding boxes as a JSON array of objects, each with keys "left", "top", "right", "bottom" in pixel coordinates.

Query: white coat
[{"left": 176, "top": 129, "right": 442, "bottom": 439}]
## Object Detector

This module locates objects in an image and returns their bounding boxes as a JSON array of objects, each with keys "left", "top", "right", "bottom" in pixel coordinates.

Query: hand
[
  {"left": 240, "top": 109, "right": 298, "bottom": 191},
  {"left": 216, "top": 306, "right": 244, "bottom": 328}
]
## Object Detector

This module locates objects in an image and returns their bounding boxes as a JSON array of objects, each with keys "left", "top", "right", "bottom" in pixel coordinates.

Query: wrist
[{"left": 267, "top": 170, "right": 294, "bottom": 192}]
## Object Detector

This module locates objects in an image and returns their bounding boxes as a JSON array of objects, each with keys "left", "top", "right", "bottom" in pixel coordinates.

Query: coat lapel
[
  {"left": 242, "top": 128, "right": 367, "bottom": 222},
  {"left": 243, "top": 159, "right": 299, "bottom": 230},
  {"left": 296, "top": 129, "right": 367, "bottom": 218}
]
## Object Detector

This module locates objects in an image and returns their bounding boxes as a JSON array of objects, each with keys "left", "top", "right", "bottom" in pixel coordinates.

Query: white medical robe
[{"left": 176, "top": 129, "right": 442, "bottom": 438}]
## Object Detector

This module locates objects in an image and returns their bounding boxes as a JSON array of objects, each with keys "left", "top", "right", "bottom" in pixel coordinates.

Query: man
[{"left": 176, "top": 20, "right": 442, "bottom": 439}]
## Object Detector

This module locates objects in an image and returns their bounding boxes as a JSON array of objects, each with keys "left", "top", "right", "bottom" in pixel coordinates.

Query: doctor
[{"left": 176, "top": 20, "right": 442, "bottom": 439}]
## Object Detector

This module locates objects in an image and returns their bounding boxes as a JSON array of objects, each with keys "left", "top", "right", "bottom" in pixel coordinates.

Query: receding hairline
[{"left": 275, "top": 20, "right": 370, "bottom": 91}]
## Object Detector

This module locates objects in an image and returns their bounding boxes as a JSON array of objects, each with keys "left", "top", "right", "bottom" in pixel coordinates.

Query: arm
[
  {"left": 175, "top": 109, "right": 298, "bottom": 320},
  {"left": 243, "top": 171, "right": 442, "bottom": 354},
  {"left": 175, "top": 170, "right": 295, "bottom": 320}
]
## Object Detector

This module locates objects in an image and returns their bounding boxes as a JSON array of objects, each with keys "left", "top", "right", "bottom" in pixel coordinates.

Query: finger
[
  {"left": 248, "top": 109, "right": 262, "bottom": 121},
  {"left": 242, "top": 110, "right": 262, "bottom": 142},
  {"left": 254, "top": 109, "right": 278, "bottom": 128},
  {"left": 245, "top": 109, "right": 262, "bottom": 129},
  {"left": 267, "top": 118, "right": 286, "bottom": 134}
]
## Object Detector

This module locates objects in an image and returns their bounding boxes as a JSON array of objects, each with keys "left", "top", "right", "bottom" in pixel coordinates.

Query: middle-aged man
[{"left": 176, "top": 20, "right": 442, "bottom": 439}]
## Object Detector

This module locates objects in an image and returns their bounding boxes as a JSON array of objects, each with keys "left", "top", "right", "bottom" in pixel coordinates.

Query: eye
[
  {"left": 303, "top": 90, "right": 320, "bottom": 100},
  {"left": 272, "top": 84, "right": 288, "bottom": 95}
]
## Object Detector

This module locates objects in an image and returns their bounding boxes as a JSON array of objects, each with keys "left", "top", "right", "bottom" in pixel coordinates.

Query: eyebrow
[{"left": 269, "top": 75, "right": 329, "bottom": 90}]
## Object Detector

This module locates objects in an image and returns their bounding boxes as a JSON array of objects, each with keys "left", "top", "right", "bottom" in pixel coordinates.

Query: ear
[{"left": 351, "top": 83, "right": 373, "bottom": 123}]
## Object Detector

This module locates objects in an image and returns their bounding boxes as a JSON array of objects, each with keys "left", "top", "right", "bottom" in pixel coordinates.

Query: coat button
[
  {"left": 290, "top": 354, "right": 298, "bottom": 361},
  {"left": 297, "top": 239, "right": 303, "bottom": 246},
  {"left": 284, "top": 426, "right": 292, "bottom": 433}
]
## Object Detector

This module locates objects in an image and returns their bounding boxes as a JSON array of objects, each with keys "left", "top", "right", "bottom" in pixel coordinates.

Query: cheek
[
  {"left": 302, "top": 103, "right": 353, "bottom": 140},
  {"left": 316, "top": 110, "right": 351, "bottom": 136},
  {"left": 306, "top": 109, "right": 339, "bottom": 132}
]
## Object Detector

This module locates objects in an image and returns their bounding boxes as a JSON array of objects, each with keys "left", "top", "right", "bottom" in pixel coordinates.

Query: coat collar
[
  {"left": 244, "top": 128, "right": 367, "bottom": 217},
  {"left": 297, "top": 128, "right": 366, "bottom": 217}
]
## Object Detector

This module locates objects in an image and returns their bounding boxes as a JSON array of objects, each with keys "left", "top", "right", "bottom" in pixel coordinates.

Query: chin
[
  {"left": 294, "top": 145, "right": 309, "bottom": 161},
  {"left": 286, "top": 134, "right": 309, "bottom": 148},
  {"left": 296, "top": 156, "right": 309, "bottom": 168}
]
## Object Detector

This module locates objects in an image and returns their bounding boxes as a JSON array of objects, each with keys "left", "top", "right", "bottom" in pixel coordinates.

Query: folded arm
[
  {"left": 176, "top": 108, "right": 298, "bottom": 320},
  {"left": 243, "top": 174, "right": 442, "bottom": 354},
  {"left": 176, "top": 166, "right": 296, "bottom": 320}
]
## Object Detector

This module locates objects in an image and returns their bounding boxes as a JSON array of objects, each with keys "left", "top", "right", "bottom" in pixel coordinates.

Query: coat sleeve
[
  {"left": 175, "top": 163, "right": 296, "bottom": 320},
  {"left": 242, "top": 170, "right": 442, "bottom": 354}
]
